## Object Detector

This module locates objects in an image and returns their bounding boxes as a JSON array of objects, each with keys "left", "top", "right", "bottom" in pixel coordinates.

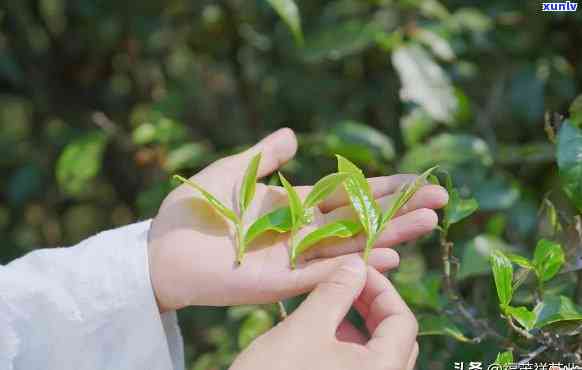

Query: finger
[
  {"left": 289, "top": 258, "right": 366, "bottom": 334},
  {"left": 318, "top": 175, "right": 417, "bottom": 213},
  {"left": 363, "top": 269, "right": 418, "bottom": 364},
  {"left": 336, "top": 320, "right": 368, "bottom": 344},
  {"left": 302, "top": 208, "right": 438, "bottom": 261},
  {"left": 246, "top": 248, "right": 399, "bottom": 305},
  {"left": 207, "top": 128, "right": 298, "bottom": 179},
  {"left": 324, "top": 185, "right": 448, "bottom": 221},
  {"left": 406, "top": 342, "right": 419, "bottom": 370}
]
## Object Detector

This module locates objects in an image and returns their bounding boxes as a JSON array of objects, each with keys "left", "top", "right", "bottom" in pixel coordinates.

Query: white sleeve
[{"left": 0, "top": 220, "right": 184, "bottom": 370}]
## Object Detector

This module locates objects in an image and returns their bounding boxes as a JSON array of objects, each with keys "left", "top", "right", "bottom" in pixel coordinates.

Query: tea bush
[{"left": 1, "top": 0, "right": 582, "bottom": 367}]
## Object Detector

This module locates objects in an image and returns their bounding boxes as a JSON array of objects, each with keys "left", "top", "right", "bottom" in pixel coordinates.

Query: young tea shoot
[
  {"left": 173, "top": 152, "right": 262, "bottom": 265},
  {"left": 276, "top": 171, "right": 350, "bottom": 268},
  {"left": 236, "top": 153, "right": 262, "bottom": 263},
  {"left": 337, "top": 155, "right": 437, "bottom": 262}
]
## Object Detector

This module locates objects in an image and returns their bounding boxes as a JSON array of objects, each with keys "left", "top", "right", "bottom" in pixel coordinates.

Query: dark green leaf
[
  {"left": 535, "top": 295, "right": 582, "bottom": 328},
  {"left": 244, "top": 207, "right": 293, "bottom": 245},
  {"left": 303, "top": 172, "right": 349, "bottom": 209},
  {"left": 292, "top": 220, "right": 362, "bottom": 267},
  {"left": 56, "top": 131, "right": 108, "bottom": 196},
  {"left": 267, "top": 0, "right": 303, "bottom": 46},
  {"left": 505, "top": 306, "right": 536, "bottom": 330},
  {"left": 532, "top": 239, "right": 565, "bottom": 283},
  {"left": 278, "top": 172, "right": 304, "bottom": 228},
  {"left": 239, "top": 153, "right": 262, "bottom": 214},
  {"left": 490, "top": 250, "right": 513, "bottom": 306},
  {"left": 418, "top": 315, "right": 470, "bottom": 342},
  {"left": 173, "top": 175, "right": 239, "bottom": 223},
  {"left": 238, "top": 309, "right": 274, "bottom": 349},
  {"left": 557, "top": 120, "right": 582, "bottom": 212}
]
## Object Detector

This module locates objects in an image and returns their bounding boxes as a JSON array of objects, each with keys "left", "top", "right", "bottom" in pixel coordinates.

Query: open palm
[{"left": 148, "top": 128, "right": 448, "bottom": 311}]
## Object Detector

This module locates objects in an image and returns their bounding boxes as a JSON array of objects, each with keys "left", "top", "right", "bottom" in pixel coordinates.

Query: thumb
[
  {"left": 216, "top": 127, "right": 298, "bottom": 179},
  {"left": 289, "top": 257, "right": 366, "bottom": 335}
]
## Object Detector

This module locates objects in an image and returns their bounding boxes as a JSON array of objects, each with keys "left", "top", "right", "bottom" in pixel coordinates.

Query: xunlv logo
[{"left": 542, "top": 1, "right": 579, "bottom": 11}]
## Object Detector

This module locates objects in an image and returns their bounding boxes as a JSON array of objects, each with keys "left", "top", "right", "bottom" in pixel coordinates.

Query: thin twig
[
  {"left": 518, "top": 345, "right": 548, "bottom": 365},
  {"left": 505, "top": 316, "right": 533, "bottom": 340}
]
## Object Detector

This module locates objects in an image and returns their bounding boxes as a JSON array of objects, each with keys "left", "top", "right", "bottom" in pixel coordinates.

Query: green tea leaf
[
  {"left": 534, "top": 295, "right": 582, "bottom": 328},
  {"left": 336, "top": 155, "right": 381, "bottom": 235},
  {"left": 291, "top": 220, "right": 362, "bottom": 267},
  {"left": 418, "top": 314, "right": 470, "bottom": 342},
  {"left": 56, "top": 131, "right": 108, "bottom": 196},
  {"left": 505, "top": 306, "right": 536, "bottom": 330},
  {"left": 557, "top": 121, "right": 582, "bottom": 212},
  {"left": 532, "top": 239, "right": 565, "bottom": 283},
  {"left": 507, "top": 253, "right": 533, "bottom": 269},
  {"left": 266, "top": 0, "right": 303, "bottom": 46},
  {"left": 244, "top": 207, "right": 293, "bottom": 245},
  {"left": 239, "top": 153, "right": 262, "bottom": 214},
  {"left": 443, "top": 172, "right": 479, "bottom": 227},
  {"left": 173, "top": 175, "right": 239, "bottom": 223},
  {"left": 494, "top": 351, "right": 514, "bottom": 366},
  {"left": 303, "top": 172, "right": 349, "bottom": 209},
  {"left": 238, "top": 309, "right": 274, "bottom": 349},
  {"left": 278, "top": 172, "right": 304, "bottom": 228},
  {"left": 490, "top": 250, "right": 513, "bottom": 306},
  {"left": 380, "top": 166, "right": 438, "bottom": 229}
]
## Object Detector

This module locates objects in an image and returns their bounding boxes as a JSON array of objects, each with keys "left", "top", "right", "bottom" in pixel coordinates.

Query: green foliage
[
  {"left": 278, "top": 172, "right": 304, "bottom": 228},
  {"left": 504, "top": 306, "right": 536, "bottom": 331},
  {"left": 244, "top": 207, "right": 292, "bottom": 245},
  {"left": 239, "top": 153, "right": 262, "bottom": 215},
  {"left": 490, "top": 250, "right": 514, "bottom": 307},
  {"left": 337, "top": 155, "right": 381, "bottom": 238},
  {"left": 291, "top": 220, "right": 361, "bottom": 267},
  {"left": 173, "top": 175, "right": 239, "bottom": 223},
  {"left": 4, "top": 0, "right": 582, "bottom": 365},
  {"left": 266, "top": 0, "right": 303, "bottom": 46},
  {"left": 56, "top": 131, "right": 108, "bottom": 196},
  {"left": 534, "top": 296, "right": 582, "bottom": 328},
  {"left": 556, "top": 121, "right": 582, "bottom": 213},
  {"left": 303, "top": 173, "right": 349, "bottom": 209},
  {"left": 532, "top": 239, "right": 565, "bottom": 283},
  {"left": 443, "top": 173, "right": 479, "bottom": 228},
  {"left": 237, "top": 309, "right": 274, "bottom": 350}
]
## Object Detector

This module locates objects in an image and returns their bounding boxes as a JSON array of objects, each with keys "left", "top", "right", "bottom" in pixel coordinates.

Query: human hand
[
  {"left": 231, "top": 259, "right": 419, "bottom": 370},
  {"left": 148, "top": 128, "right": 448, "bottom": 311}
]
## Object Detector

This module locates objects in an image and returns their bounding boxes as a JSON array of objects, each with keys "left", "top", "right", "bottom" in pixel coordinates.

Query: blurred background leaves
[{"left": 1, "top": 0, "right": 582, "bottom": 368}]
